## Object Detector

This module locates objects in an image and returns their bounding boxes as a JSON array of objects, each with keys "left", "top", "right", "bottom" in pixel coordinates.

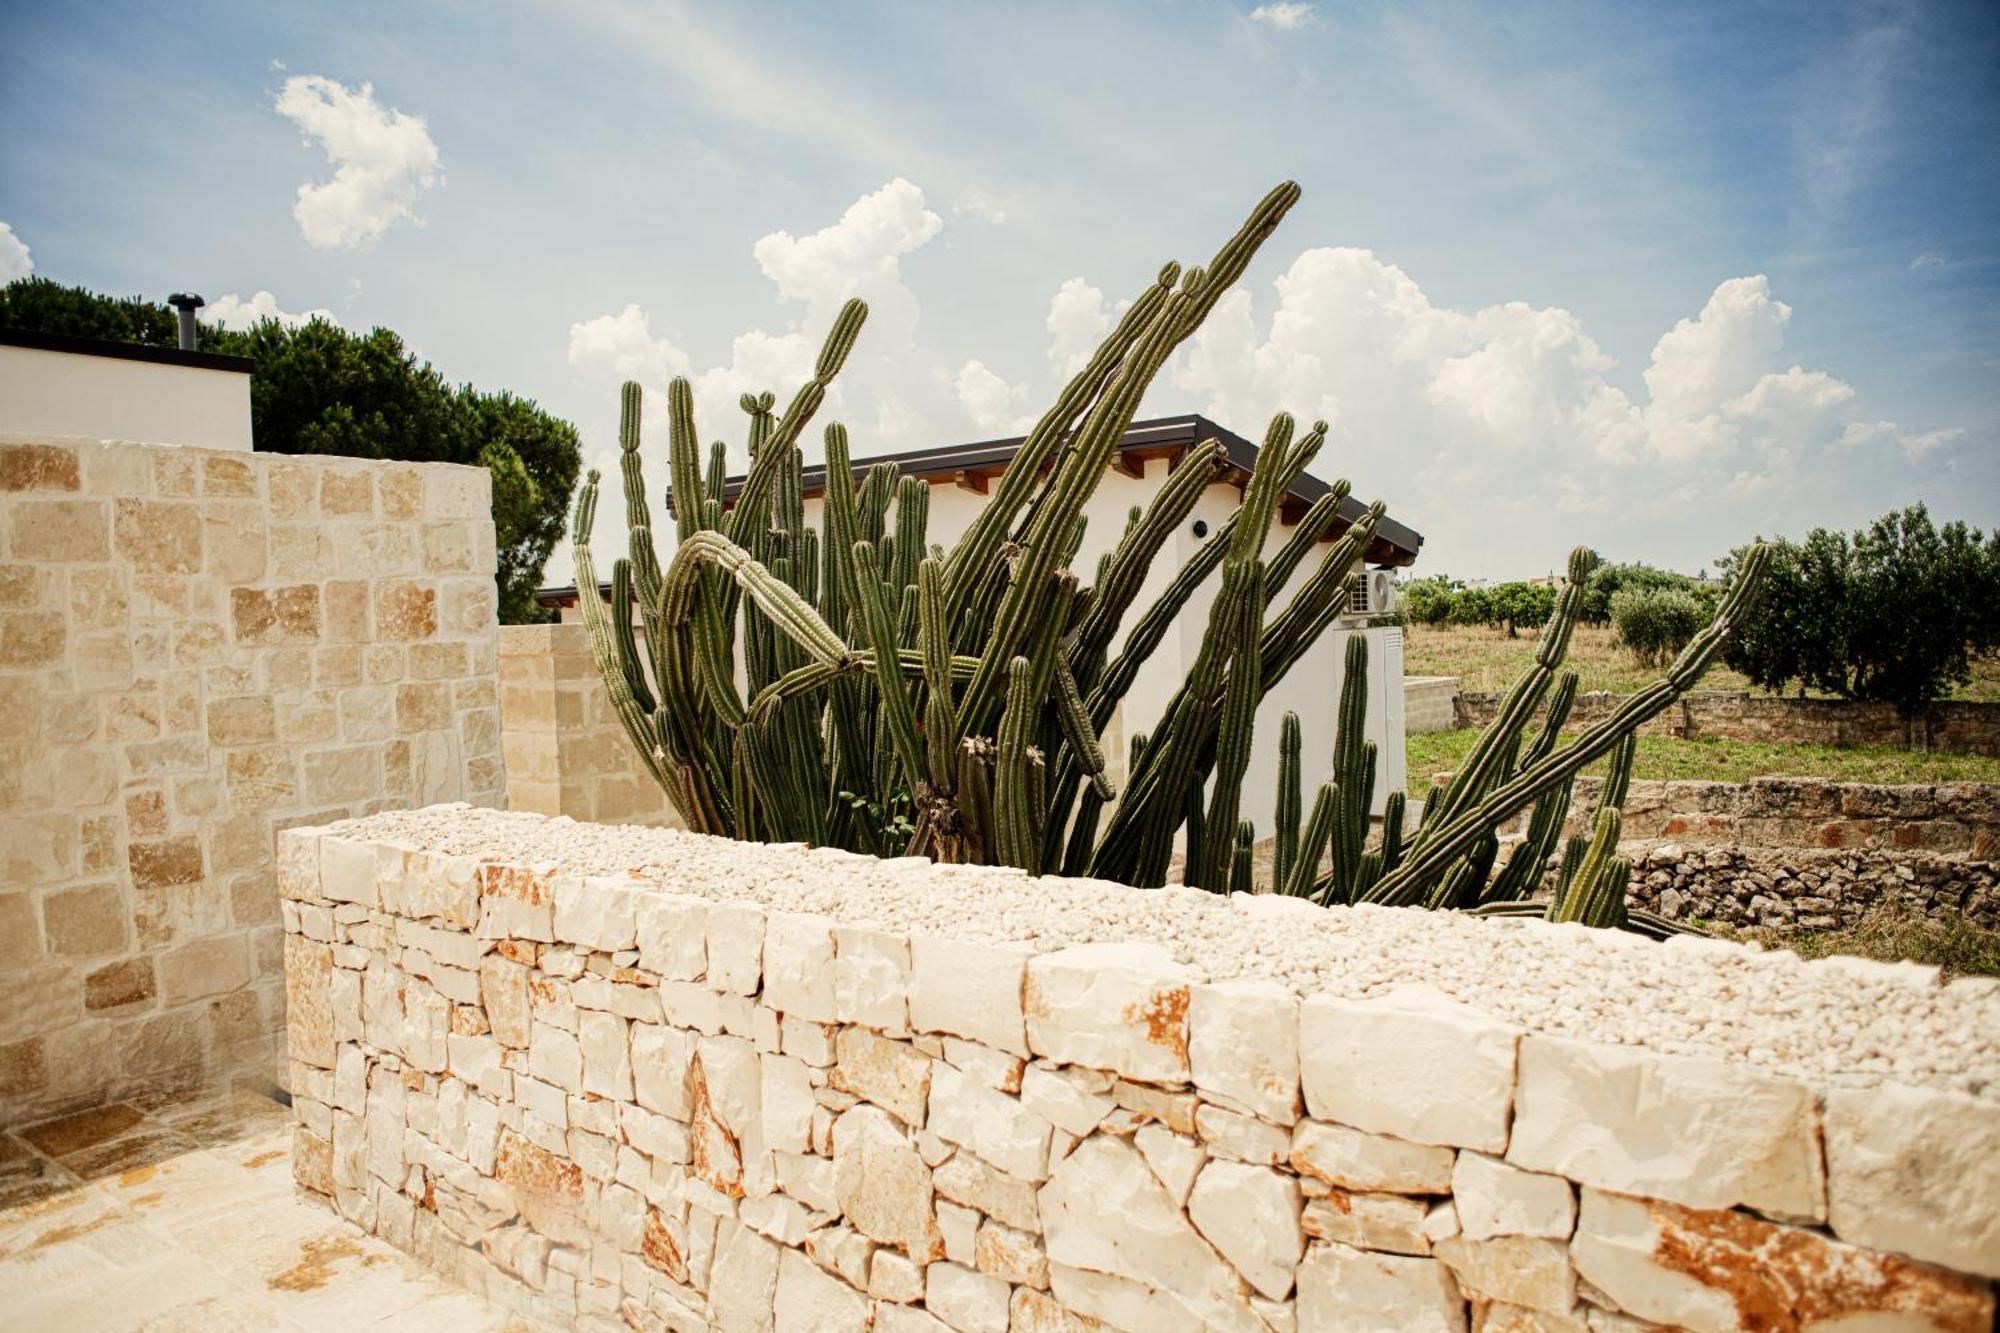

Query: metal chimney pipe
[{"left": 166, "top": 292, "right": 204, "bottom": 351}]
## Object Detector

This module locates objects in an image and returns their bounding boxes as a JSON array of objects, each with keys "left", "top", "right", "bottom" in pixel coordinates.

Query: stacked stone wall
[
  {"left": 1455, "top": 689, "right": 2000, "bottom": 756},
  {"left": 282, "top": 809, "right": 1999, "bottom": 1332},
  {"left": 499, "top": 622, "right": 679, "bottom": 828},
  {"left": 0, "top": 434, "right": 504, "bottom": 1124},
  {"left": 1566, "top": 777, "right": 1999, "bottom": 858}
]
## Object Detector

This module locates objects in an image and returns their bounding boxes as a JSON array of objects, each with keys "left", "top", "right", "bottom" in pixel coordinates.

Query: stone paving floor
[{"left": 0, "top": 1084, "right": 534, "bottom": 1332}]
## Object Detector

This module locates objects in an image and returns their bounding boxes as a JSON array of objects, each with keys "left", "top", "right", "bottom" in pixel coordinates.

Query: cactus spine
[{"left": 571, "top": 182, "right": 1770, "bottom": 935}]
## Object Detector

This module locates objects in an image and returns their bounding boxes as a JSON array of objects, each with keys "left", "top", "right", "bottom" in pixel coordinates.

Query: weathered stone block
[
  {"left": 1507, "top": 1035, "right": 1824, "bottom": 1224},
  {"left": 1291, "top": 1119, "right": 1456, "bottom": 1195},
  {"left": 1300, "top": 985, "right": 1519, "bottom": 1152},
  {"left": 910, "top": 935, "right": 1031, "bottom": 1056},
  {"left": 1824, "top": 1082, "right": 2000, "bottom": 1279},
  {"left": 1453, "top": 1151, "right": 1576, "bottom": 1241},
  {"left": 763, "top": 911, "right": 837, "bottom": 1022},
  {"left": 1025, "top": 941, "right": 1192, "bottom": 1083},
  {"left": 1188, "top": 1158, "right": 1305, "bottom": 1300},
  {"left": 1190, "top": 976, "right": 1300, "bottom": 1124},
  {"left": 1296, "top": 1241, "right": 1466, "bottom": 1333}
]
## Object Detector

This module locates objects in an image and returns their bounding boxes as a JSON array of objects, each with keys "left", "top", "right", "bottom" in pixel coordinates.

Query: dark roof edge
[
  {"left": 662, "top": 412, "right": 1422, "bottom": 561},
  {"left": 0, "top": 326, "right": 255, "bottom": 374}
]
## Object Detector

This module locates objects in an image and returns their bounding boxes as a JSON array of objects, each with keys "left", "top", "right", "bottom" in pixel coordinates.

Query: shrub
[
  {"left": 1611, "top": 587, "right": 1706, "bottom": 667},
  {"left": 1399, "top": 575, "right": 1458, "bottom": 626}
]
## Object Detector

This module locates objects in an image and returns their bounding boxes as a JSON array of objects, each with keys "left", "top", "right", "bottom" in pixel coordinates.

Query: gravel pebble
[{"left": 326, "top": 805, "right": 2000, "bottom": 1099}]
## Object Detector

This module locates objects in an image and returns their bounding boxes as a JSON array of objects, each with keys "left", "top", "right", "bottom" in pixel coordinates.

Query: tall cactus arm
[
  {"left": 1197, "top": 571, "right": 1264, "bottom": 890},
  {"left": 1548, "top": 807, "right": 1626, "bottom": 926},
  {"left": 667, "top": 378, "right": 709, "bottom": 545},
  {"left": 1050, "top": 659, "right": 1114, "bottom": 800},
  {"left": 992, "top": 658, "right": 1039, "bottom": 871},
  {"left": 1086, "top": 513, "right": 1239, "bottom": 730},
  {"left": 1283, "top": 783, "right": 1338, "bottom": 898},
  {"left": 852, "top": 541, "right": 930, "bottom": 792},
  {"left": 1264, "top": 483, "right": 1351, "bottom": 598},
  {"left": 1365, "top": 545, "right": 1770, "bottom": 906},
  {"left": 916, "top": 559, "right": 962, "bottom": 784},
  {"left": 726, "top": 299, "right": 866, "bottom": 545},
  {"left": 1273, "top": 711, "right": 1302, "bottom": 892}
]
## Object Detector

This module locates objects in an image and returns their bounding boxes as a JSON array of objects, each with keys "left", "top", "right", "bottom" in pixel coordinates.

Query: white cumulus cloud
[
  {"left": 955, "top": 359, "right": 1031, "bottom": 435},
  {"left": 1248, "top": 3, "right": 1316, "bottom": 31},
  {"left": 204, "top": 290, "right": 340, "bottom": 331},
  {"left": 0, "top": 222, "right": 30, "bottom": 282},
  {"left": 1168, "top": 246, "right": 1960, "bottom": 572},
  {"left": 276, "top": 75, "right": 441, "bottom": 249}
]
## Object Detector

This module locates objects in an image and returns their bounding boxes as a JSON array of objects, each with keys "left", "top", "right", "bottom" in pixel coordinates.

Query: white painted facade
[
  {"left": 798, "top": 455, "right": 1408, "bottom": 820},
  {"left": 0, "top": 339, "right": 254, "bottom": 451}
]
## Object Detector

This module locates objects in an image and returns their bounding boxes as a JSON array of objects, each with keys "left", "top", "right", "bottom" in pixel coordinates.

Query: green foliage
[
  {"left": 0, "top": 278, "right": 580, "bottom": 625},
  {"left": 1723, "top": 504, "right": 2000, "bottom": 715},
  {"left": 1402, "top": 576, "right": 1556, "bottom": 634},
  {"left": 1399, "top": 575, "right": 1457, "bottom": 626},
  {"left": 1579, "top": 561, "right": 1700, "bottom": 624},
  {"left": 1609, "top": 586, "right": 1706, "bottom": 667},
  {"left": 574, "top": 182, "right": 1770, "bottom": 935}
]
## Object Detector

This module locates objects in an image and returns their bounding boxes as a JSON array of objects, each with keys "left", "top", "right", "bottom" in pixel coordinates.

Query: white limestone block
[
  {"left": 1188, "top": 1158, "right": 1305, "bottom": 1301},
  {"left": 763, "top": 910, "right": 837, "bottom": 1022},
  {"left": 774, "top": 1149, "right": 837, "bottom": 1215},
  {"left": 706, "top": 901, "right": 766, "bottom": 996},
  {"left": 926, "top": 1261, "right": 1011, "bottom": 1333},
  {"left": 631, "top": 1020, "right": 692, "bottom": 1120},
  {"left": 1020, "top": 1063, "right": 1115, "bottom": 1139},
  {"left": 933, "top": 1151, "right": 1040, "bottom": 1232},
  {"left": 760, "top": 1052, "right": 816, "bottom": 1155},
  {"left": 1134, "top": 1122, "right": 1206, "bottom": 1205},
  {"left": 553, "top": 874, "right": 638, "bottom": 952},
  {"left": 1507, "top": 1035, "right": 1824, "bottom": 1224},
  {"left": 1196, "top": 1102, "right": 1290, "bottom": 1165},
  {"left": 1453, "top": 1151, "right": 1576, "bottom": 1241},
  {"left": 1295, "top": 1241, "right": 1467, "bottom": 1333},
  {"left": 973, "top": 1217, "right": 1048, "bottom": 1288},
  {"left": 1299, "top": 985, "right": 1519, "bottom": 1152},
  {"left": 1824, "top": 1081, "right": 2000, "bottom": 1279},
  {"left": 530, "top": 1021, "right": 584, "bottom": 1093},
  {"left": 578, "top": 1009, "right": 632, "bottom": 1101},
  {"left": 1024, "top": 941, "right": 1193, "bottom": 1083},
  {"left": 1432, "top": 1235, "right": 1575, "bottom": 1317},
  {"left": 1048, "top": 1263, "right": 1207, "bottom": 1333},
  {"left": 773, "top": 1246, "right": 868, "bottom": 1331},
  {"left": 875, "top": 1303, "right": 952, "bottom": 1333},
  {"left": 833, "top": 1103, "right": 941, "bottom": 1260},
  {"left": 1037, "top": 1134, "right": 1265, "bottom": 1332},
  {"left": 909, "top": 934, "right": 1031, "bottom": 1056},
  {"left": 1302, "top": 1191, "right": 1432, "bottom": 1256},
  {"left": 636, "top": 892, "right": 709, "bottom": 981},
  {"left": 320, "top": 835, "right": 380, "bottom": 907},
  {"left": 943, "top": 1038, "right": 1024, "bottom": 1093},
  {"left": 1571, "top": 1187, "right": 1996, "bottom": 1333},
  {"left": 937, "top": 1199, "right": 980, "bottom": 1266},
  {"left": 927, "top": 1061, "right": 1052, "bottom": 1181},
  {"left": 834, "top": 923, "right": 911, "bottom": 1035},
  {"left": 868, "top": 1248, "right": 926, "bottom": 1304},
  {"left": 1189, "top": 977, "right": 1301, "bottom": 1124},
  {"left": 1290, "top": 1119, "right": 1456, "bottom": 1194},
  {"left": 832, "top": 1025, "right": 933, "bottom": 1128}
]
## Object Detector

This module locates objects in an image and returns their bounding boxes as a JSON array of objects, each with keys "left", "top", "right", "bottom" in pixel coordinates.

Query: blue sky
[{"left": 3, "top": 0, "right": 1994, "bottom": 579}]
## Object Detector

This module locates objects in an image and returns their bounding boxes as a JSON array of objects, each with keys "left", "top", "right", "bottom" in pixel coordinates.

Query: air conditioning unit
[{"left": 1347, "top": 569, "right": 1397, "bottom": 617}]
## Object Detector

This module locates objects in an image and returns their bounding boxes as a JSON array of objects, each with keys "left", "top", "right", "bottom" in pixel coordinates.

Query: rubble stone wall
[
  {"left": 499, "top": 622, "right": 679, "bottom": 829},
  {"left": 1625, "top": 842, "right": 2000, "bottom": 933},
  {"left": 281, "top": 813, "right": 1999, "bottom": 1332},
  {"left": 1566, "top": 776, "right": 2000, "bottom": 859},
  {"left": 0, "top": 434, "right": 504, "bottom": 1124},
  {"left": 1455, "top": 689, "right": 2000, "bottom": 756}
]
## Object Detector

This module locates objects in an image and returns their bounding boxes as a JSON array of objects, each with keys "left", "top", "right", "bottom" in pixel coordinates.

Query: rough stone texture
[
  {"left": 280, "top": 813, "right": 2000, "bottom": 1332},
  {"left": 1455, "top": 688, "right": 2000, "bottom": 759},
  {"left": 1508, "top": 1035, "right": 1825, "bottom": 1224},
  {"left": 0, "top": 436, "right": 501, "bottom": 1125},
  {"left": 498, "top": 622, "right": 681, "bottom": 830},
  {"left": 1624, "top": 840, "right": 2000, "bottom": 933}
]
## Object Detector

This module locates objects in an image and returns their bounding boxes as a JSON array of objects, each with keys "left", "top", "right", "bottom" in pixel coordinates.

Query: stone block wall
[
  {"left": 1403, "top": 675, "right": 1460, "bottom": 735},
  {"left": 1455, "top": 689, "right": 2000, "bottom": 756},
  {"left": 281, "top": 807, "right": 1999, "bottom": 1332},
  {"left": 1568, "top": 777, "right": 1999, "bottom": 858},
  {"left": 0, "top": 434, "right": 505, "bottom": 1125},
  {"left": 499, "top": 623, "right": 679, "bottom": 828}
]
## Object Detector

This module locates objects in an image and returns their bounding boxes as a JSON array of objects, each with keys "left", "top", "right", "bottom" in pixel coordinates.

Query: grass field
[
  {"left": 1405, "top": 729, "right": 2000, "bottom": 800},
  {"left": 1402, "top": 622, "right": 2000, "bottom": 701}
]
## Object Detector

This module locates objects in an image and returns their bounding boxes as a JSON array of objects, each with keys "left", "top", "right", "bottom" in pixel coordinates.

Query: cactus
[{"left": 571, "top": 181, "right": 1770, "bottom": 935}]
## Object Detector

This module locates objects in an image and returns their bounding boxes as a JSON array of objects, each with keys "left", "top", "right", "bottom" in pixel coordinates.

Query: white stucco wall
[{"left": 0, "top": 343, "right": 254, "bottom": 451}]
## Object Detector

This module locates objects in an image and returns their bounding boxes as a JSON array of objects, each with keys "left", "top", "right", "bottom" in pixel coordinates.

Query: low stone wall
[
  {"left": 1404, "top": 675, "right": 1460, "bottom": 734},
  {"left": 0, "top": 435, "right": 505, "bottom": 1125},
  {"left": 1625, "top": 843, "right": 2000, "bottom": 932},
  {"left": 1565, "top": 777, "right": 1999, "bottom": 859},
  {"left": 1455, "top": 689, "right": 2000, "bottom": 756},
  {"left": 281, "top": 806, "right": 1999, "bottom": 1332},
  {"left": 498, "top": 623, "right": 678, "bottom": 828}
]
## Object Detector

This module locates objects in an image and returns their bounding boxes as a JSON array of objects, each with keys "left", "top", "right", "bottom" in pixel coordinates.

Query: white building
[
  {"left": 0, "top": 326, "right": 254, "bottom": 451},
  {"left": 541, "top": 414, "right": 1425, "bottom": 828}
]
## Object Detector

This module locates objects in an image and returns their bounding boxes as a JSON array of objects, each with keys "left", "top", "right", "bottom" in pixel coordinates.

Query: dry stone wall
[
  {"left": 1455, "top": 689, "right": 2000, "bottom": 757},
  {"left": 0, "top": 434, "right": 504, "bottom": 1124},
  {"left": 1568, "top": 777, "right": 1998, "bottom": 858},
  {"left": 282, "top": 807, "right": 2000, "bottom": 1332}
]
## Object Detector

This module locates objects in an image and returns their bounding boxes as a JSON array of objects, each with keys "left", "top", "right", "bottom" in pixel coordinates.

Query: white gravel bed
[{"left": 328, "top": 805, "right": 2000, "bottom": 1099}]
